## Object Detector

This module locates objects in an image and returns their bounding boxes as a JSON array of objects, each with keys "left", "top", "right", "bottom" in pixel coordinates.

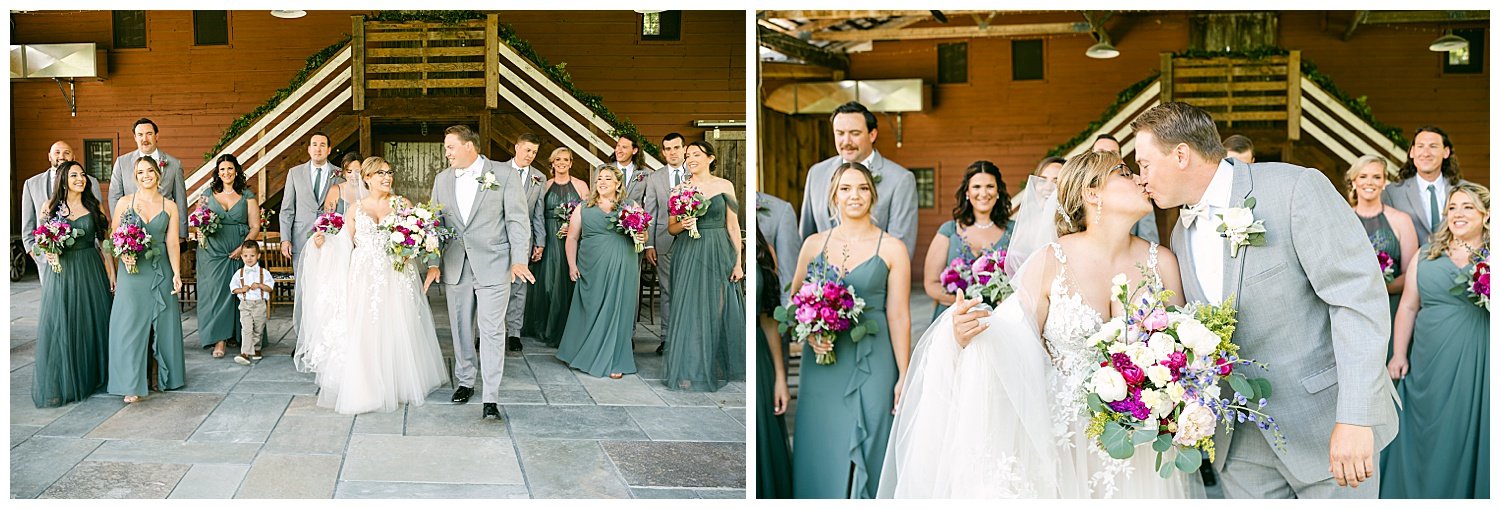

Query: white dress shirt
[
  {"left": 1415, "top": 173, "right": 1448, "bottom": 229},
  {"left": 455, "top": 156, "right": 486, "bottom": 222},
  {"left": 231, "top": 264, "right": 276, "bottom": 302},
  {"left": 618, "top": 161, "right": 636, "bottom": 185},
  {"left": 666, "top": 164, "right": 686, "bottom": 187},
  {"left": 1188, "top": 159, "right": 1236, "bottom": 305},
  {"left": 308, "top": 162, "right": 331, "bottom": 199}
]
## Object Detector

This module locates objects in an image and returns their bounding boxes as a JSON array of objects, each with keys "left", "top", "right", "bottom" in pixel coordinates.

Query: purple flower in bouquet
[
  {"left": 771, "top": 259, "right": 870, "bottom": 365},
  {"left": 667, "top": 186, "right": 710, "bottom": 239},
  {"left": 378, "top": 198, "right": 453, "bottom": 271},
  {"left": 30, "top": 216, "right": 86, "bottom": 273},
  {"left": 940, "top": 257, "right": 973, "bottom": 294},
  {"left": 187, "top": 203, "right": 221, "bottom": 240},
  {"left": 1453, "top": 247, "right": 1489, "bottom": 310},
  {"left": 110, "top": 222, "right": 155, "bottom": 274},
  {"left": 1112, "top": 353, "right": 1146, "bottom": 385},
  {"left": 964, "top": 249, "right": 1014, "bottom": 306},
  {"left": 609, "top": 204, "right": 652, "bottom": 253},
  {"left": 554, "top": 200, "right": 581, "bottom": 239}
]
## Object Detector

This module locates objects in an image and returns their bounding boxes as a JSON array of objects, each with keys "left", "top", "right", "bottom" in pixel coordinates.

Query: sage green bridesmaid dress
[
  {"left": 555, "top": 205, "right": 640, "bottom": 377},
  {"left": 930, "top": 218, "right": 1014, "bottom": 321},
  {"left": 523, "top": 182, "right": 582, "bottom": 347},
  {"left": 756, "top": 265, "right": 793, "bottom": 498},
  {"left": 792, "top": 233, "right": 896, "bottom": 499},
  {"left": 195, "top": 191, "right": 253, "bottom": 348},
  {"left": 107, "top": 202, "right": 187, "bottom": 397},
  {"left": 1359, "top": 209, "right": 1403, "bottom": 360},
  {"left": 32, "top": 213, "right": 112, "bottom": 408},
  {"left": 663, "top": 194, "right": 746, "bottom": 392}
]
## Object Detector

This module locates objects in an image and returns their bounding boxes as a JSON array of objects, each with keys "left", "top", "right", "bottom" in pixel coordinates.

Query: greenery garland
[
  {"left": 203, "top": 35, "right": 352, "bottom": 161},
  {"left": 1047, "top": 46, "right": 1408, "bottom": 157}
]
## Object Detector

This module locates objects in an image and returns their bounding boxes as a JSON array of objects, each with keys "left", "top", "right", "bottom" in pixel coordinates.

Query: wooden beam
[
  {"left": 1363, "top": 11, "right": 1488, "bottom": 24},
  {"left": 485, "top": 14, "right": 499, "bottom": 110},
  {"left": 796, "top": 18, "right": 847, "bottom": 34},
  {"left": 1287, "top": 50, "right": 1302, "bottom": 141},
  {"left": 809, "top": 21, "right": 1091, "bottom": 42},
  {"left": 760, "top": 62, "right": 842, "bottom": 80},
  {"left": 761, "top": 10, "right": 997, "bottom": 20},
  {"left": 362, "top": 97, "right": 486, "bottom": 118},
  {"left": 757, "top": 26, "right": 850, "bottom": 71},
  {"left": 359, "top": 116, "right": 371, "bottom": 156},
  {"left": 1343, "top": 11, "right": 1368, "bottom": 41},
  {"left": 825, "top": 16, "right": 926, "bottom": 52}
]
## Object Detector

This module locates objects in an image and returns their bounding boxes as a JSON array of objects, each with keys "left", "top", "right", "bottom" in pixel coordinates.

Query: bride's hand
[
  {"left": 312, "top": 231, "right": 325, "bottom": 248},
  {"left": 951, "top": 292, "right": 991, "bottom": 348}
]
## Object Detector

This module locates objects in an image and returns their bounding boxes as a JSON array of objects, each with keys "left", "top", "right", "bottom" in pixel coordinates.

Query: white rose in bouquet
[
  {"left": 389, "top": 231, "right": 406, "bottom": 244},
  {"left": 1148, "top": 332, "right": 1177, "bottom": 360},
  {"left": 1125, "top": 343, "right": 1158, "bottom": 369},
  {"left": 1146, "top": 365, "right": 1173, "bottom": 387},
  {"left": 1088, "top": 319, "right": 1125, "bottom": 347},
  {"left": 424, "top": 235, "right": 439, "bottom": 252},
  {"left": 1176, "top": 319, "right": 1221, "bottom": 356},
  {"left": 1090, "top": 367, "right": 1128, "bottom": 402},
  {"left": 1165, "top": 381, "right": 1186, "bottom": 405},
  {"left": 1174, "top": 401, "right": 1217, "bottom": 446},
  {"left": 415, "top": 207, "right": 433, "bottom": 220}
]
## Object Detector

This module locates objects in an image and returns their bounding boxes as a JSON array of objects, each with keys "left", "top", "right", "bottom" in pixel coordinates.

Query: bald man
[{"left": 21, "top": 141, "right": 103, "bottom": 280}]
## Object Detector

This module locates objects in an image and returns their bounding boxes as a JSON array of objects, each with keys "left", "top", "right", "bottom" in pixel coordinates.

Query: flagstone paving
[{"left": 9, "top": 275, "right": 745, "bottom": 499}]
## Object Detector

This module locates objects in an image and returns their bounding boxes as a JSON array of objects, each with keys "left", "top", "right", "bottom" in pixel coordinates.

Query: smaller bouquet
[
  {"left": 1376, "top": 251, "right": 1396, "bottom": 283},
  {"left": 554, "top": 200, "right": 581, "bottom": 239},
  {"left": 965, "top": 249, "right": 1012, "bottom": 306},
  {"left": 110, "top": 222, "right": 155, "bottom": 274},
  {"left": 773, "top": 261, "right": 869, "bottom": 365},
  {"left": 1452, "top": 245, "right": 1489, "bottom": 310},
  {"left": 259, "top": 209, "right": 275, "bottom": 232},
  {"left": 668, "top": 186, "right": 710, "bottom": 239},
  {"left": 938, "top": 255, "right": 975, "bottom": 295},
  {"left": 610, "top": 204, "right": 652, "bottom": 253},
  {"left": 310, "top": 211, "right": 345, "bottom": 237},
  {"left": 378, "top": 198, "right": 454, "bottom": 272},
  {"left": 30, "top": 216, "right": 86, "bottom": 273},
  {"left": 187, "top": 204, "right": 221, "bottom": 241}
]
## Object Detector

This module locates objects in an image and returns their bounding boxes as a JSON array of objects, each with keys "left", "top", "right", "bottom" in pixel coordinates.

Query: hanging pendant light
[
  {"left": 1428, "top": 30, "right": 1468, "bottom": 52},
  {"left": 271, "top": 10, "right": 307, "bottom": 19},
  {"left": 1087, "top": 40, "right": 1120, "bottom": 59}
]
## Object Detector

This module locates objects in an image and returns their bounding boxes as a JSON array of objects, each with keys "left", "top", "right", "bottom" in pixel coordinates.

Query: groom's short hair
[
  {"left": 444, "top": 125, "right": 481, "bottom": 148},
  {"left": 1130, "top": 102, "right": 1227, "bottom": 160}
]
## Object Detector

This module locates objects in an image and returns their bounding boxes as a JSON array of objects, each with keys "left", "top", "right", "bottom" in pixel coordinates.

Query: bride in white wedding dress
[
  {"left": 293, "top": 157, "right": 449, "bottom": 414},
  {"left": 878, "top": 151, "right": 1204, "bottom": 498}
]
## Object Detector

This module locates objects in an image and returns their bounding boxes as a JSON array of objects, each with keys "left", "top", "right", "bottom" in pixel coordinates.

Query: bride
[
  {"left": 294, "top": 156, "right": 449, "bottom": 414},
  {"left": 878, "top": 150, "right": 1203, "bottom": 498}
]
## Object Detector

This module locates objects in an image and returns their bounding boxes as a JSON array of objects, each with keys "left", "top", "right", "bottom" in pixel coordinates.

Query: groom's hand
[
  {"left": 424, "top": 267, "right": 440, "bottom": 293},
  {"left": 510, "top": 264, "right": 535, "bottom": 284},
  {"left": 1328, "top": 423, "right": 1375, "bottom": 488}
]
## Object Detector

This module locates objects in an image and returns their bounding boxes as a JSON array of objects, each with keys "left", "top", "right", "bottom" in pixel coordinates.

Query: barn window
[
  {"left": 1443, "top": 28, "right": 1485, "bottom": 75},
  {"left": 642, "top": 11, "right": 682, "bottom": 42},
  {"left": 112, "top": 11, "right": 147, "bottom": 49},
  {"left": 938, "top": 42, "right": 968, "bottom": 84},
  {"left": 194, "top": 11, "right": 230, "bottom": 46},
  {"left": 913, "top": 168, "right": 936, "bottom": 209},
  {"left": 83, "top": 140, "right": 114, "bottom": 182},
  {"left": 1012, "top": 39, "right": 1044, "bottom": 81}
]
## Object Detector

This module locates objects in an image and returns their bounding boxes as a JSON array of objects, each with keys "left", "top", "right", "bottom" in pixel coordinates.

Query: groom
[
  {"left": 1131, "top": 102, "right": 1398, "bottom": 498},
  {"left": 425, "top": 125, "right": 535, "bottom": 421}
]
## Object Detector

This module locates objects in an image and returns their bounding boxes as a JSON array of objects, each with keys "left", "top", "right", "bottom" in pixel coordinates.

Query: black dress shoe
[
  {"left": 451, "top": 386, "right": 473, "bottom": 404},
  {"left": 482, "top": 403, "right": 502, "bottom": 420},
  {"left": 507, "top": 336, "right": 523, "bottom": 352},
  {"left": 655, "top": 342, "right": 665, "bottom": 355}
]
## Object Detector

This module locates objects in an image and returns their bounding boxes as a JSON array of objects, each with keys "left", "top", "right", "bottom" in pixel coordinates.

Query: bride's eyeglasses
[{"left": 1110, "top": 163, "right": 1136, "bottom": 178}]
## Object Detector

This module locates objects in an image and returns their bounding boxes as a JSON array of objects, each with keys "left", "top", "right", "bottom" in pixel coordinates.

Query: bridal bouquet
[
  {"left": 554, "top": 200, "right": 581, "bottom": 239},
  {"left": 773, "top": 261, "right": 869, "bottom": 365},
  {"left": 30, "top": 216, "right": 86, "bottom": 273},
  {"left": 1083, "top": 269, "right": 1283, "bottom": 478},
  {"left": 1452, "top": 245, "right": 1489, "bottom": 310},
  {"left": 310, "top": 211, "right": 345, "bottom": 237},
  {"left": 610, "top": 204, "right": 651, "bottom": 253},
  {"left": 110, "top": 222, "right": 155, "bottom": 274},
  {"left": 667, "top": 185, "right": 710, "bottom": 239},
  {"left": 940, "top": 249, "right": 1013, "bottom": 306},
  {"left": 378, "top": 198, "right": 454, "bottom": 272},
  {"left": 187, "top": 203, "right": 221, "bottom": 241}
]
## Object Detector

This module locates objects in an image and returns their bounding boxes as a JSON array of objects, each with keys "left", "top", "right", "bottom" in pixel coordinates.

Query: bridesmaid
[
  {"left": 523, "top": 147, "right": 589, "bottom": 347},
  {"left": 663, "top": 141, "right": 745, "bottom": 392},
  {"left": 107, "top": 156, "right": 187, "bottom": 403},
  {"left": 790, "top": 162, "right": 911, "bottom": 499},
  {"left": 1382, "top": 183, "right": 1490, "bottom": 499},
  {"left": 196, "top": 154, "right": 260, "bottom": 357},
  {"left": 1345, "top": 155, "right": 1418, "bottom": 359},
  {"left": 922, "top": 160, "right": 1013, "bottom": 322},
  {"left": 32, "top": 161, "right": 114, "bottom": 408},
  {"left": 755, "top": 230, "right": 793, "bottom": 498},
  {"left": 555, "top": 166, "right": 643, "bottom": 378},
  {"left": 322, "top": 151, "right": 363, "bottom": 215}
]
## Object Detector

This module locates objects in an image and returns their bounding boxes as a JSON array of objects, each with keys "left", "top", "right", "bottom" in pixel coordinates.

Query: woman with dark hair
[
  {"left": 197, "top": 154, "right": 261, "bottom": 357},
  {"left": 32, "top": 161, "right": 114, "bottom": 408},
  {"left": 108, "top": 155, "right": 186, "bottom": 404},
  {"left": 322, "top": 151, "right": 364, "bottom": 215},
  {"left": 755, "top": 230, "right": 793, "bottom": 497},
  {"left": 922, "top": 161, "right": 1013, "bottom": 321},
  {"left": 663, "top": 140, "right": 746, "bottom": 392}
]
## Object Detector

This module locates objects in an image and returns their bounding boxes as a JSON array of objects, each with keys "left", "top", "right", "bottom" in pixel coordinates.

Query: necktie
[
  {"left": 1427, "top": 184, "right": 1441, "bottom": 232},
  {"left": 1180, "top": 203, "right": 1211, "bottom": 228},
  {"left": 672, "top": 169, "right": 681, "bottom": 187},
  {"left": 312, "top": 166, "right": 324, "bottom": 200}
]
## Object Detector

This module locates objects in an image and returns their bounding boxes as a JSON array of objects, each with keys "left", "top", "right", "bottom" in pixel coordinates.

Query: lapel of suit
[
  {"left": 470, "top": 159, "right": 494, "bottom": 225},
  {"left": 1171, "top": 220, "right": 1206, "bottom": 303},
  {"left": 1220, "top": 162, "right": 1255, "bottom": 311},
  {"left": 442, "top": 169, "right": 467, "bottom": 229},
  {"left": 1405, "top": 179, "right": 1432, "bottom": 237}
]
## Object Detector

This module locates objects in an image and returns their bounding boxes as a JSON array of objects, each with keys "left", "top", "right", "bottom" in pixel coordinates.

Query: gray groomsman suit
[
  {"left": 799, "top": 150, "right": 919, "bottom": 258},
  {"left": 280, "top": 160, "right": 341, "bottom": 334},
  {"left": 21, "top": 167, "right": 103, "bottom": 282},
  {"left": 591, "top": 160, "right": 654, "bottom": 207},
  {"left": 1381, "top": 174, "right": 1471, "bottom": 247},
  {"left": 109, "top": 149, "right": 188, "bottom": 238},
  {"left": 503, "top": 159, "right": 549, "bottom": 339},
  {"left": 1172, "top": 159, "right": 1398, "bottom": 498},
  {"left": 430, "top": 156, "right": 531, "bottom": 404},
  {"left": 756, "top": 192, "right": 800, "bottom": 304},
  {"left": 642, "top": 163, "right": 687, "bottom": 341}
]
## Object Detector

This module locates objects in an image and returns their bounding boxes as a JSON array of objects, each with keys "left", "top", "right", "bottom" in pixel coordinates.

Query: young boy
[{"left": 229, "top": 240, "right": 275, "bottom": 366}]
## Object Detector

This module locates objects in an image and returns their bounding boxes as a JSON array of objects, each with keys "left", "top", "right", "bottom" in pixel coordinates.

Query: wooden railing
[
  {"left": 352, "top": 16, "right": 494, "bottom": 107},
  {"left": 1061, "top": 79, "right": 1163, "bottom": 159},
  {"left": 1297, "top": 76, "right": 1408, "bottom": 170},
  {"left": 1161, "top": 51, "right": 1302, "bottom": 140}
]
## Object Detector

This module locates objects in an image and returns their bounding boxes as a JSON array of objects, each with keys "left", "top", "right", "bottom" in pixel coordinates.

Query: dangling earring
[{"left": 1095, "top": 199, "right": 1103, "bottom": 218}]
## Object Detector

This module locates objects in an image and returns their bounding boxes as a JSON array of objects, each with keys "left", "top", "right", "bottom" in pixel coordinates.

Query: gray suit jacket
[
  {"left": 756, "top": 192, "right": 800, "bottom": 303},
  {"left": 278, "top": 161, "right": 342, "bottom": 257},
  {"left": 799, "top": 150, "right": 918, "bottom": 258},
  {"left": 110, "top": 150, "right": 188, "bottom": 237},
  {"left": 1172, "top": 160, "right": 1398, "bottom": 484},
  {"left": 590, "top": 161, "right": 653, "bottom": 207},
  {"left": 500, "top": 159, "right": 548, "bottom": 250},
  {"left": 429, "top": 156, "right": 532, "bottom": 287},
  {"left": 21, "top": 168, "right": 103, "bottom": 255},
  {"left": 642, "top": 165, "right": 686, "bottom": 255},
  {"left": 1381, "top": 175, "right": 1471, "bottom": 247}
]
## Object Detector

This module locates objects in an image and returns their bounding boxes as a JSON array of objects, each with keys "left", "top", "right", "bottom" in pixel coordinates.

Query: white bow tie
[{"left": 1180, "top": 203, "right": 1211, "bottom": 228}]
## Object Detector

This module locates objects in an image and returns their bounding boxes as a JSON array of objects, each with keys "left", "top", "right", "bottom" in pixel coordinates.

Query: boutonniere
[
  {"left": 756, "top": 204, "right": 770, "bottom": 214},
  {"left": 871, "top": 172, "right": 883, "bottom": 185},
  {"left": 478, "top": 171, "right": 500, "bottom": 191},
  {"left": 530, "top": 174, "right": 544, "bottom": 186},
  {"left": 632, "top": 172, "right": 647, "bottom": 184},
  {"left": 1216, "top": 197, "right": 1267, "bottom": 258}
]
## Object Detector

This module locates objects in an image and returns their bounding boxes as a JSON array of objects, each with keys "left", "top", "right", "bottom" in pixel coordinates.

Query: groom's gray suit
[
  {"left": 1171, "top": 159, "right": 1399, "bottom": 498},
  {"left": 429, "top": 156, "right": 532, "bottom": 404},
  {"left": 503, "top": 159, "right": 549, "bottom": 339}
]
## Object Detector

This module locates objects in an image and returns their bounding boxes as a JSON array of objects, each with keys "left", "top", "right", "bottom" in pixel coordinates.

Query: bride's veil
[
  {"left": 878, "top": 177, "right": 1080, "bottom": 498},
  {"left": 291, "top": 165, "right": 365, "bottom": 375}
]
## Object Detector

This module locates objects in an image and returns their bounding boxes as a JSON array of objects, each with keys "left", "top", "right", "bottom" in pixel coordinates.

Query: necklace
[{"left": 971, "top": 221, "right": 996, "bottom": 230}]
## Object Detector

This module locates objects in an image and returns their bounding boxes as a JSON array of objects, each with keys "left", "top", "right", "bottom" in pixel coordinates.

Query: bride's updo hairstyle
[
  {"left": 1054, "top": 150, "right": 1125, "bottom": 236},
  {"left": 826, "top": 161, "right": 879, "bottom": 219}
]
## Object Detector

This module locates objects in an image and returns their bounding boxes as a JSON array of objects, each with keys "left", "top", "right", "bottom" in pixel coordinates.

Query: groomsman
[
  {"left": 592, "top": 134, "right": 654, "bottom": 206},
  {"left": 110, "top": 118, "right": 188, "bottom": 239},
  {"left": 800, "top": 101, "right": 918, "bottom": 258},
  {"left": 504, "top": 133, "right": 547, "bottom": 353},
  {"left": 756, "top": 191, "right": 800, "bottom": 304},
  {"left": 1224, "top": 134, "right": 1256, "bottom": 164},
  {"left": 1092, "top": 134, "right": 1160, "bottom": 243},
  {"left": 1382, "top": 125, "right": 1470, "bottom": 246},
  {"left": 643, "top": 133, "right": 688, "bottom": 355},
  {"left": 21, "top": 141, "right": 103, "bottom": 282},
  {"left": 279, "top": 132, "right": 342, "bottom": 334}
]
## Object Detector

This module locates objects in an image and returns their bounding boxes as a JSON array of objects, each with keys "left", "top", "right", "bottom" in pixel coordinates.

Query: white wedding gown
[
  {"left": 295, "top": 204, "right": 449, "bottom": 414},
  {"left": 877, "top": 241, "right": 1201, "bottom": 498}
]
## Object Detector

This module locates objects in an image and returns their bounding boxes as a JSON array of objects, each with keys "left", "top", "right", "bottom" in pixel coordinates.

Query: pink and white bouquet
[
  {"left": 610, "top": 203, "right": 652, "bottom": 253},
  {"left": 30, "top": 216, "right": 86, "bottom": 273},
  {"left": 939, "top": 249, "right": 1013, "bottom": 306},
  {"left": 1452, "top": 246, "right": 1489, "bottom": 310},
  {"left": 377, "top": 198, "right": 454, "bottom": 272},
  {"left": 554, "top": 200, "right": 581, "bottom": 239},
  {"left": 1376, "top": 251, "right": 1396, "bottom": 283},
  {"left": 1083, "top": 269, "right": 1282, "bottom": 477},
  {"left": 187, "top": 203, "right": 221, "bottom": 241},
  {"left": 667, "top": 185, "right": 710, "bottom": 239},
  {"left": 310, "top": 211, "right": 345, "bottom": 237},
  {"left": 110, "top": 222, "right": 155, "bottom": 274},
  {"left": 773, "top": 261, "right": 869, "bottom": 365},
  {"left": 938, "top": 256, "right": 975, "bottom": 294}
]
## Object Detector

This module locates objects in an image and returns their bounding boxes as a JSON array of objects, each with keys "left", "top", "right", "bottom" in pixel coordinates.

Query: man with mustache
[{"left": 799, "top": 101, "right": 918, "bottom": 258}]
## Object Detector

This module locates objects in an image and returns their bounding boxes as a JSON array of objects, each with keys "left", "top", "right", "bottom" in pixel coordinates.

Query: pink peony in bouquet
[
  {"left": 110, "top": 222, "right": 155, "bottom": 274},
  {"left": 30, "top": 216, "right": 87, "bottom": 273},
  {"left": 1376, "top": 251, "right": 1396, "bottom": 283},
  {"left": 773, "top": 261, "right": 870, "bottom": 365},
  {"left": 1452, "top": 246, "right": 1489, "bottom": 310},
  {"left": 377, "top": 198, "right": 454, "bottom": 272},
  {"left": 187, "top": 203, "right": 221, "bottom": 241},
  {"left": 610, "top": 204, "right": 652, "bottom": 253},
  {"left": 310, "top": 211, "right": 345, "bottom": 237},
  {"left": 938, "top": 248, "right": 1013, "bottom": 306},
  {"left": 554, "top": 200, "right": 581, "bottom": 239},
  {"left": 938, "top": 255, "right": 975, "bottom": 294},
  {"left": 667, "top": 185, "right": 710, "bottom": 239}
]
